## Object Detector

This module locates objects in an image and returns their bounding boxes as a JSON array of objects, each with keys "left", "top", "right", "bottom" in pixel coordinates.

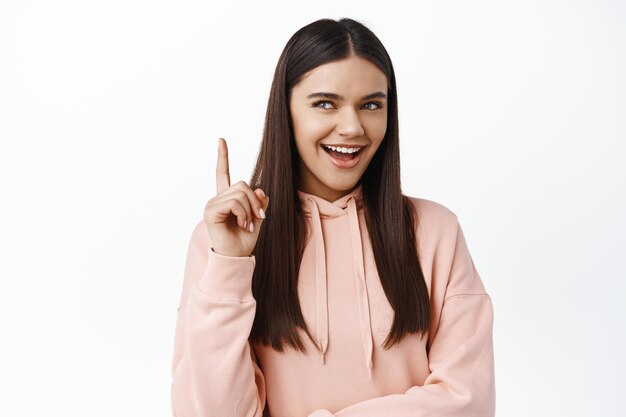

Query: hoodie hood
[{"left": 296, "top": 183, "right": 374, "bottom": 380}]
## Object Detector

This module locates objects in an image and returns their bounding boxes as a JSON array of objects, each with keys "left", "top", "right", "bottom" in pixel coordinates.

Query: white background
[{"left": 1, "top": 1, "right": 625, "bottom": 416}]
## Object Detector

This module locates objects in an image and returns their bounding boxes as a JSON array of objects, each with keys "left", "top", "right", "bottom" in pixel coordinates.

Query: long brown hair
[{"left": 248, "top": 17, "right": 429, "bottom": 352}]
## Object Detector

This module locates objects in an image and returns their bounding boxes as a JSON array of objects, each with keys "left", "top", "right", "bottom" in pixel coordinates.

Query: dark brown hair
[{"left": 248, "top": 17, "right": 429, "bottom": 352}]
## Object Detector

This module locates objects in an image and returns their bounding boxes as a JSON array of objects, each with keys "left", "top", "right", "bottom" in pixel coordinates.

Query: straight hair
[{"left": 248, "top": 17, "right": 429, "bottom": 352}]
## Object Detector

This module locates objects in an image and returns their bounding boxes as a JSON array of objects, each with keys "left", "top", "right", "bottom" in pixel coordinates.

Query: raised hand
[{"left": 203, "top": 138, "right": 270, "bottom": 257}]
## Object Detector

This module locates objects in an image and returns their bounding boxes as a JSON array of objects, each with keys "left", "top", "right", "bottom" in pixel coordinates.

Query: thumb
[
  {"left": 262, "top": 193, "right": 269, "bottom": 211},
  {"left": 254, "top": 188, "right": 270, "bottom": 217}
]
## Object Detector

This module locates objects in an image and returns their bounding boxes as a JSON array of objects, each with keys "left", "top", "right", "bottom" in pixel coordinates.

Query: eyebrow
[{"left": 306, "top": 91, "right": 387, "bottom": 101}]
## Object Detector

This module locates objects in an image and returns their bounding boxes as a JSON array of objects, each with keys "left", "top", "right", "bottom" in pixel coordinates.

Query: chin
[{"left": 321, "top": 177, "right": 362, "bottom": 192}]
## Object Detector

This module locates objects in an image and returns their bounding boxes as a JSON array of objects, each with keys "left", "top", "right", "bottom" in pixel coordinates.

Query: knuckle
[
  {"left": 235, "top": 192, "right": 251, "bottom": 212},
  {"left": 228, "top": 199, "right": 240, "bottom": 210},
  {"left": 236, "top": 190, "right": 248, "bottom": 201}
]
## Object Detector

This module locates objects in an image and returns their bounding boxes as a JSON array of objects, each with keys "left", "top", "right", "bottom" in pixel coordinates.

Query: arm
[
  {"left": 308, "top": 219, "right": 496, "bottom": 417},
  {"left": 171, "top": 220, "right": 267, "bottom": 417}
]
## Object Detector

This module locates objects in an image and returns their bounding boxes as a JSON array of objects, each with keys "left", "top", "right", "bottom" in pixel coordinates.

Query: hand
[{"left": 203, "top": 138, "right": 269, "bottom": 257}]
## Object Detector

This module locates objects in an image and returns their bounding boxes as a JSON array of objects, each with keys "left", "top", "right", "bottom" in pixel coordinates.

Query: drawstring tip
[{"left": 320, "top": 351, "right": 325, "bottom": 365}]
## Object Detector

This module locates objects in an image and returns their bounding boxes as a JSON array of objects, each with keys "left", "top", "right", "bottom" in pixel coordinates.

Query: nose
[{"left": 336, "top": 107, "right": 365, "bottom": 137}]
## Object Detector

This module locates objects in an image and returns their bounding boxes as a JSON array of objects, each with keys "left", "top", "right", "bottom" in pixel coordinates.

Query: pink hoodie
[{"left": 171, "top": 183, "right": 495, "bottom": 417}]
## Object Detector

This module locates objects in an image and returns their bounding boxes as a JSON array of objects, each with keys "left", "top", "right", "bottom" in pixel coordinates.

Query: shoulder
[
  {"left": 404, "top": 194, "right": 460, "bottom": 237},
  {"left": 402, "top": 195, "right": 487, "bottom": 300}
]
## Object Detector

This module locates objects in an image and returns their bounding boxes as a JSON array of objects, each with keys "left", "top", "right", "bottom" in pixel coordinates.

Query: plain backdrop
[{"left": 1, "top": 1, "right": 625, "bottom": 416}]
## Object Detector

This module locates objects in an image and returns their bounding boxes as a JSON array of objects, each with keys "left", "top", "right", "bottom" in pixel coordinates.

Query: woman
[{"left": 171, "top": 17, "right": 495, "bottom": 417}]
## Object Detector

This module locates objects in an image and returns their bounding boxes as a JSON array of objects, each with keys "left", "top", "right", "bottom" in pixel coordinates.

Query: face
[{"left": 289, "top": 55, "right": 388, "bottom": 202}]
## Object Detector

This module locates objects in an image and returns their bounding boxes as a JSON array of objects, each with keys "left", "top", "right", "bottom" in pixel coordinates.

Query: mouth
[{"left": 320, "top": 144, "right": 366, "bottom": 169}]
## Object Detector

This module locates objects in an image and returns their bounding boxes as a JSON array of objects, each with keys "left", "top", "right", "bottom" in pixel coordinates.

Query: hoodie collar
[{"left": 296, "top": 184, "right": 374, "bottom": 380}]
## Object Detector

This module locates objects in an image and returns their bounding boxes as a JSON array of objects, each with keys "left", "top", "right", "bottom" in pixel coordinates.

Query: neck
[{"left": 297, "top": 180, "right": 361, "bottom": 203}]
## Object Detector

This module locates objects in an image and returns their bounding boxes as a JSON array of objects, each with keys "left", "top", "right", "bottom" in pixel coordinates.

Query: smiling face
[{"left": 289, "top": 55, "right": 388, "bottom": 202}]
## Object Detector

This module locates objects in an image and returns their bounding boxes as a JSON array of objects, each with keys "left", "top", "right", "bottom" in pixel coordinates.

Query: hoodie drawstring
[
  {"left": 347, "top": 196, "right": 374, "bottom": 380},
  {"left": 306, "top": 194, "right": 374, "bottom": 380},
  {"left": 307, "top": 198, "right": 329, "bottom": 365}
]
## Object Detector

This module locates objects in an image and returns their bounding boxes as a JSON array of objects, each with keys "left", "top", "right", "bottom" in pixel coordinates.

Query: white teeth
[{"left": 323, "top": 145, "right": 361, "bottom": 154}]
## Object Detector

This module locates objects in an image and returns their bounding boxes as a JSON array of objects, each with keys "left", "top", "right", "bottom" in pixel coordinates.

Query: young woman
[{"left": 171, "top": 18, "right": 495, "bottom": 417}]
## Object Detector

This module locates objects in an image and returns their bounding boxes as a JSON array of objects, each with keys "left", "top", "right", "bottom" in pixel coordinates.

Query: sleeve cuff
[{"left": 195, "top": 247, "right": 256, "bottom": 300}]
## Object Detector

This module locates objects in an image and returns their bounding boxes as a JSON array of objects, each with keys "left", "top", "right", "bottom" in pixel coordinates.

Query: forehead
[{"left": 294, "top": 56, "right": 388, "bottom": 95}]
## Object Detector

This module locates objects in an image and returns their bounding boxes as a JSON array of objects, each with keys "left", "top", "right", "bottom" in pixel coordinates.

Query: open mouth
[{"left": 320, "top": 144, "right": 363, "bottom": 161}]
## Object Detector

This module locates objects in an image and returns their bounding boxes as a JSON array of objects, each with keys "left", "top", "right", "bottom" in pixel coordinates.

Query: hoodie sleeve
[
  {"left": 170, "top": 220, "right": 267, "bottom": 417},
  {"left": 308, "top": 218, "right": 496, "bottom": 417}
]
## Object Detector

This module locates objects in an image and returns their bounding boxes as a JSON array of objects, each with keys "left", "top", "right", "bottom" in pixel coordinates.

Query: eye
[
  {"left": 363, "top": 101, "right": 384, "bottom": 111},
  {"left": 311, "top": 100, "right": 385, "bottom": 111},
  {"left": 312, "top": 100, "right": 334, "bottom": 110}
]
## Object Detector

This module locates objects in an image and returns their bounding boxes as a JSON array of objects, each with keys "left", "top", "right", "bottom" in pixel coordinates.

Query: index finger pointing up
[{"left": 216, "top": 137, "right": 231, "bottom": 193}]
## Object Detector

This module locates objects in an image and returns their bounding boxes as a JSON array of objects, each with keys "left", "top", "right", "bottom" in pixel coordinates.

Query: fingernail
[
  {"left": 249, "top": 222, "right": 254, "bottom": 233},
  {"left": 259, "top": 208, "right": 265, "bottom": 219},
  {"left": 259, "top": 189, "right": 266, "bottom": 197}
]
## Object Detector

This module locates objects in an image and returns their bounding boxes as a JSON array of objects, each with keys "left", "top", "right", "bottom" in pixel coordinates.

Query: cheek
[
  {"left": 293, "top": 115, "right": 333, "bottom": 149},
  {"left": 365, "top": 117, "right": 387, "bottom": 146},
  {"left": 301, "top": 117, "right": 333, "bottom": 139}
]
